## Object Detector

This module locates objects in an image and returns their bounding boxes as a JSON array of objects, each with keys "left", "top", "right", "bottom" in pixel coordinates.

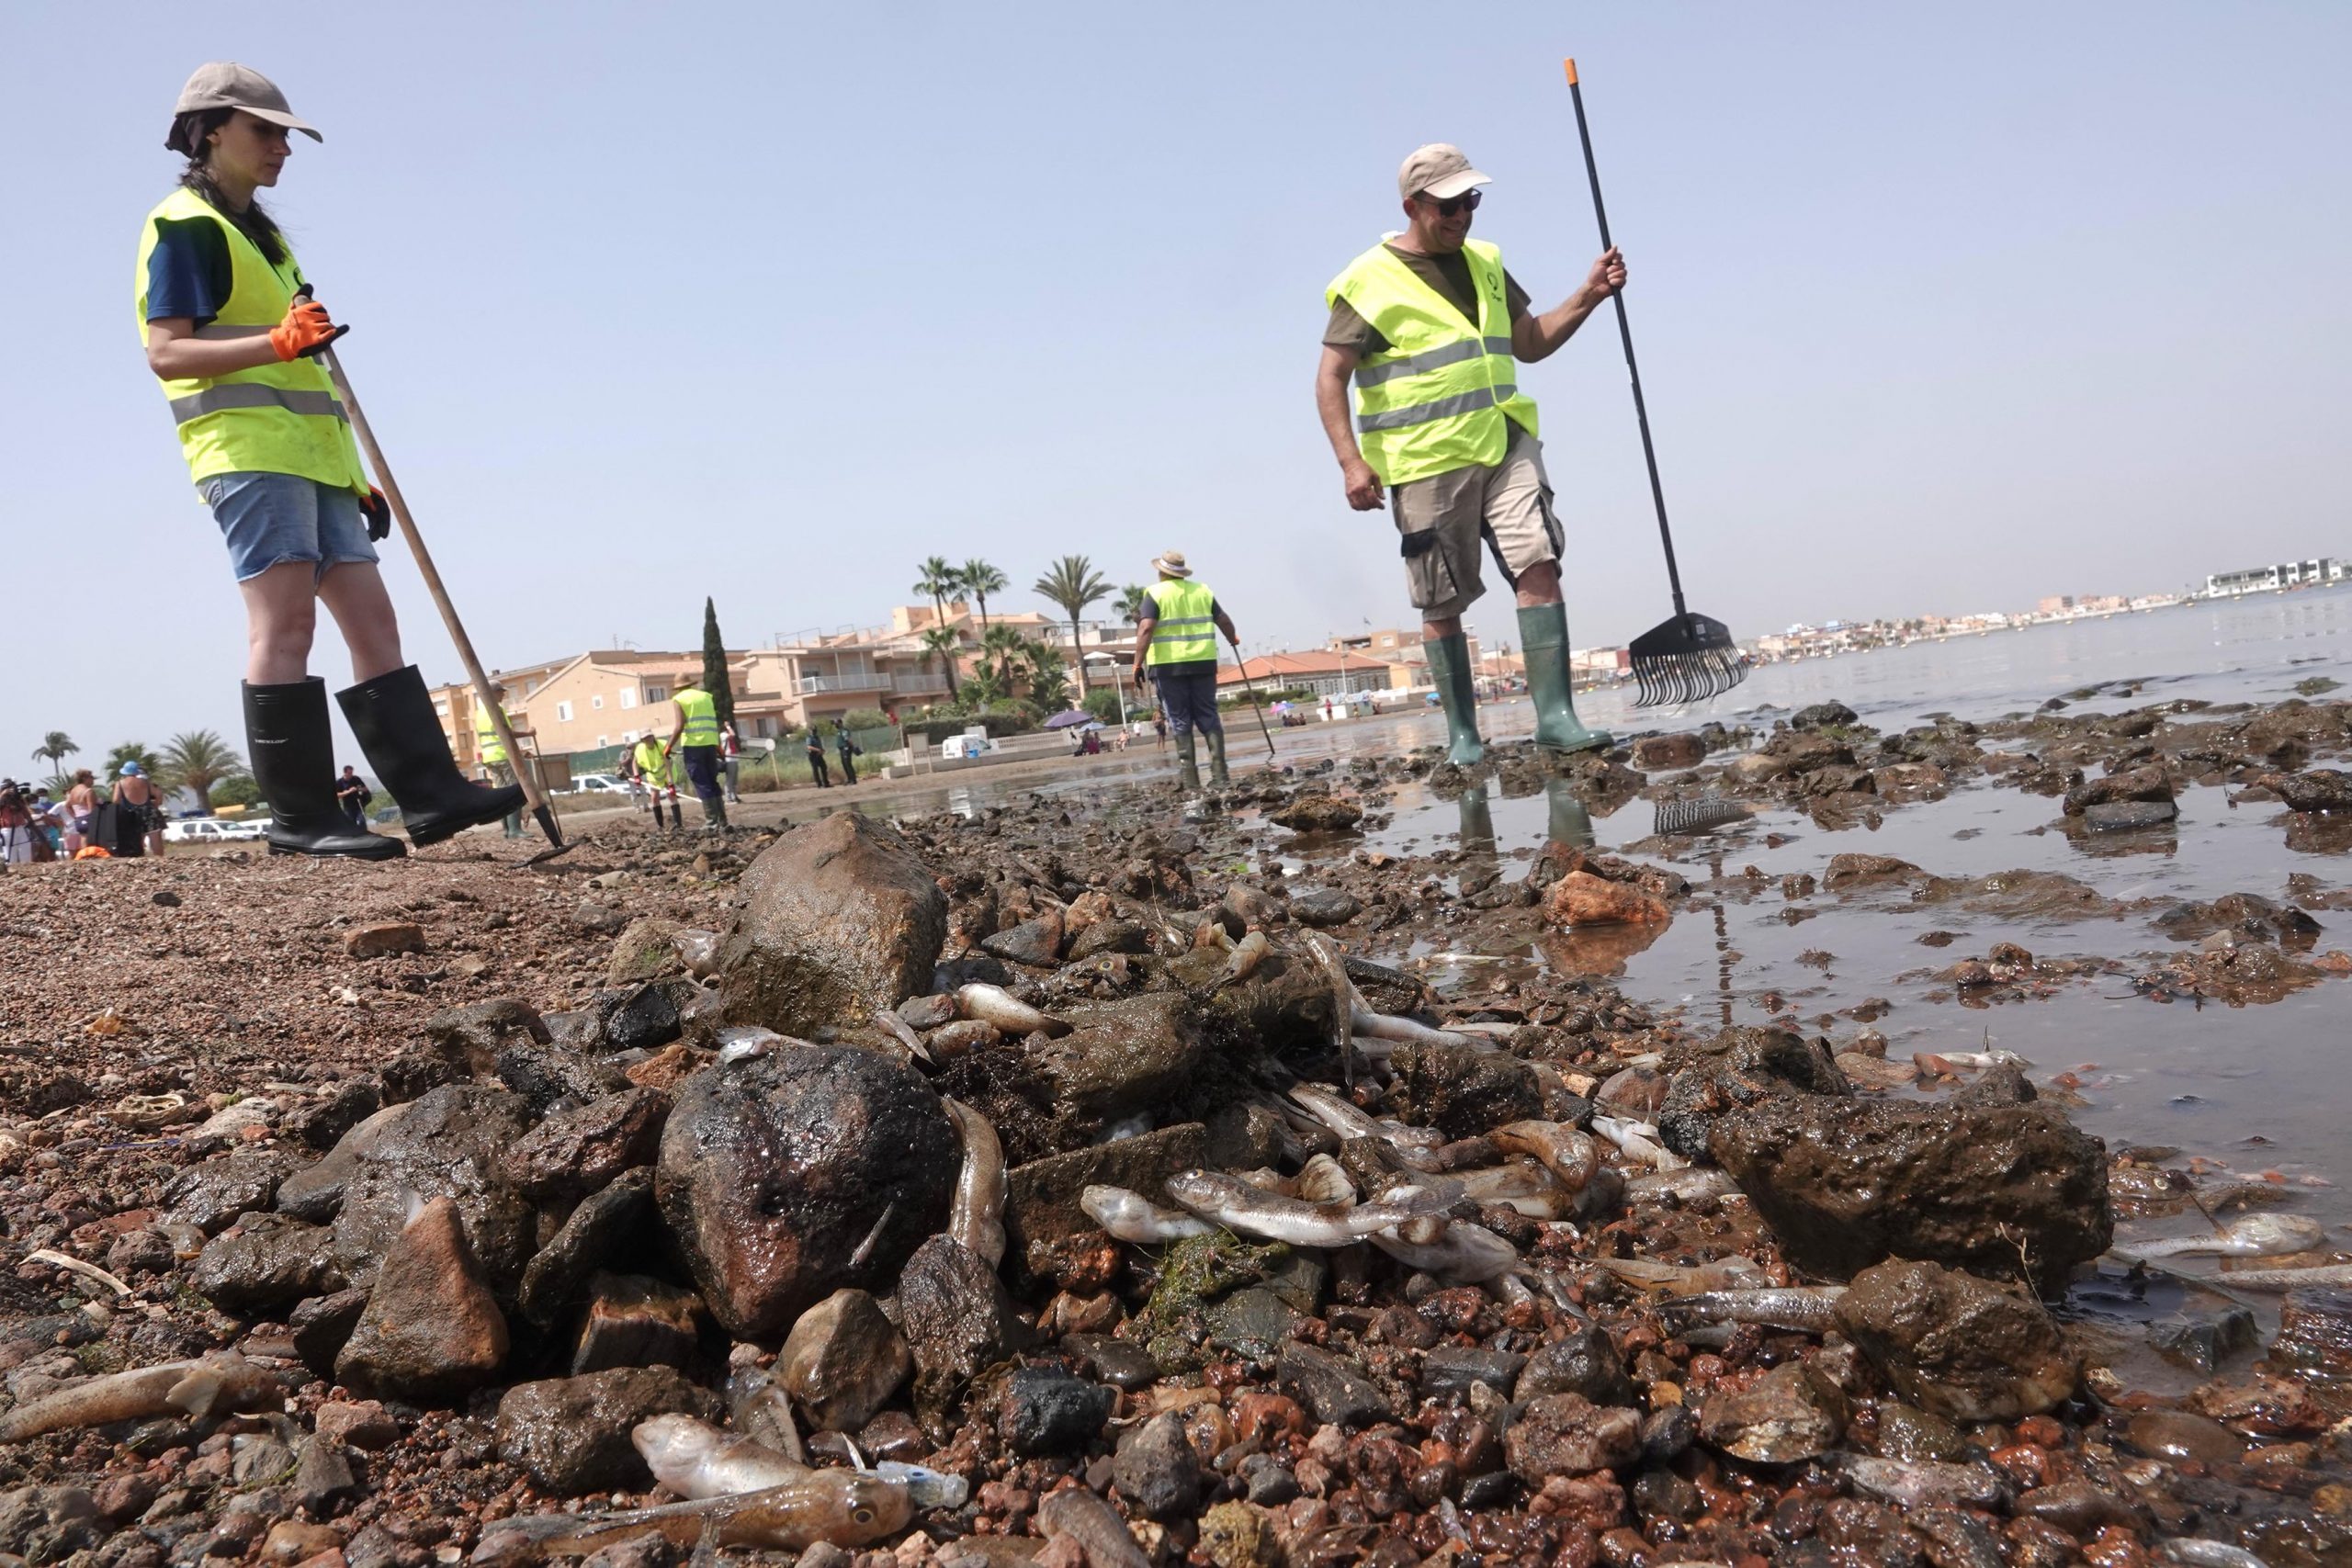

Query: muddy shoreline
[{"left": 0, "top": 686, "right": 2346, "bottom": 1568}]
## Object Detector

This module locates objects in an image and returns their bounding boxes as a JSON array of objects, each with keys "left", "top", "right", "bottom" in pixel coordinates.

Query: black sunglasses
[{"left": 1419, "top": 189, "right": 1482, "bottom": 218}]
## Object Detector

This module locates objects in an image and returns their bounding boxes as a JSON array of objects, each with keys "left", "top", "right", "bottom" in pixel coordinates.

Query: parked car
[
  {"left": 567, "top": 773, "right": 628, "bottom": 795},
  {"left": 163, "top": 818, "right": 266, "bottom": 845}
]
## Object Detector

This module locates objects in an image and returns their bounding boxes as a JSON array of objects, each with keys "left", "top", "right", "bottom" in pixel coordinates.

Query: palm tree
[
  {"left": 106, "top": 742, "right": 164, "bottom": 784},
  {"left": 29, "top": 732, "right": 76, "bottom": 773},
  {"left": 1023, "top": 641, "right": 1072, "bottom": 713},
  {"left": 918, "top": 625, "right": 963, "bottom": 701},
  {"left": 958, "top": 560, "right": 1008, "bottom": 634},
  {"left": 913, "top": 556, "right": 962, "bottom": 634},
  {"left": 1114, "top": 584, "right": 1152, "bottom": 626},
  {"left": 978, "top": 622, "right": 1030, "bottom": 689},
  {"left": 160, "top": 730, "right": 246, "bottom": 812},
  {"left": 1033, "top": 555, "right": 1109, "bottom": 695}
]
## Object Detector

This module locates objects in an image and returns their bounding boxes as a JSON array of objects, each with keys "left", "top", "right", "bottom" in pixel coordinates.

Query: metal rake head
[
  {"left": 1627, "top": 612, "right": 1749, "bottom": 708},
  {"left": 1654, "top": 795, "right": 1753, "bottom": 836}
]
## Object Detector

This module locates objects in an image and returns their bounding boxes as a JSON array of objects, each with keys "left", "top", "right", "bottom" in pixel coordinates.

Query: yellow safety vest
[
  {"left": 132, "top": 187, "right": 369, "bottom": 494},
  {"left": 475, "top": 705, "right": 510, "bottom": 767},
  {"left": 1325, "top": 239, "right": 1536, "bottom": 486},
  {"left": 1145, "top": 579, "right": 1219, "bottom": 667},
  {"left": 633, "top": 739, "right": 673, "bottom": 785},
  {"left": 674, "top": 687, "right": 721, "bottom": 748}
]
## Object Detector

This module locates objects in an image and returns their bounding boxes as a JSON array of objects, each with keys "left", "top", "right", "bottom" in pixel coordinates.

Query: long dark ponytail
[{"left": 164, "top": 108, "right": 288, "bottom": 267}]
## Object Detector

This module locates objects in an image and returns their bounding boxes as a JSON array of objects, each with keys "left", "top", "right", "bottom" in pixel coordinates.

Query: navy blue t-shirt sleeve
[{"left": 144, "top": 217, "right": 233, "bottom": 325}]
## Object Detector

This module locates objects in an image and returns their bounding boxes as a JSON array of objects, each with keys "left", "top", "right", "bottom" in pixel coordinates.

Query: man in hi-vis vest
[
  {"left": 1130, "top": 550, "right": 1238, "bottom": 794},
  {"left": 663, "top": 672, "right": 729, "bottom": 831},
  {"left": 1316, "top": 143, "right": 1625, "bottom": 766}
]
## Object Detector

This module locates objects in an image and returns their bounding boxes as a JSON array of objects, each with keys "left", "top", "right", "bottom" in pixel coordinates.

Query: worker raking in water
[
  {"left": 1130, "top": 550, "right": 1239, "bottom": 794},
  {"left": 135, "top": 63, "right": 521, "bottom": 858},
  {"left": 1315, "top": 143, "right": 1625, "bottom": 764}
]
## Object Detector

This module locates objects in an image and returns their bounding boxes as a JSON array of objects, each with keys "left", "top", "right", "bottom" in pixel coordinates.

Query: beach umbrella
[{"left": 1044, "top": 709, "right": 1095, "bottom": 729}]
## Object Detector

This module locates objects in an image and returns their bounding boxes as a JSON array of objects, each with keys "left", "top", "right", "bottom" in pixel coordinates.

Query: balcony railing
[
  {"left": 892, "top": 671, "right": 948, "bottom": 694},
  {"left": 797, "top": 672, "right": 888, "bottom": 694}
]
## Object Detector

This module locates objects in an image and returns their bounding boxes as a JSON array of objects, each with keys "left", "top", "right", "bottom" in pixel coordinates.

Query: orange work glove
[{"left": 269, "top": 298, "right": 349, "bottom": 362}]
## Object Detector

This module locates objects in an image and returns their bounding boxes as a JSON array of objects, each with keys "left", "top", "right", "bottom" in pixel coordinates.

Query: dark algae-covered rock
[
  {"left": 717, "top": 812, "right": 947, "bottom": 1032},
  {"left": 1835, "top": 1258, "right": 2080, "bottom": 1421}
]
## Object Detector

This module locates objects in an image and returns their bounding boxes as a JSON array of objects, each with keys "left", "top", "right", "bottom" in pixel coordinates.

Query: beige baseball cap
[
  {"left": 1397, "top": 143, "right": 1490, "bottom": 200},
  {"left": 170, "top": 62, "right": 322, "bottom": 144}
]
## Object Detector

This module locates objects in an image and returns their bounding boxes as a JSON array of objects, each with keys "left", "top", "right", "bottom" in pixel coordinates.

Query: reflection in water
[
  {"left": 1537, "top": 919, "right": 1669, "bottom": 978},
  {"left": 1455, "top": 785, "right": 1497, "bottom": 854},
  {"left": 1544, "top": 780, "right": 1596, "bottom": 850}
]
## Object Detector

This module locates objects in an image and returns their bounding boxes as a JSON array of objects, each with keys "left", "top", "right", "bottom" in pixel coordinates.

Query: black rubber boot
[
  {"left": 336, "top": 665, "right": 526, "bottom": 848},
  {"left": 243, "top": 680, "right": 405, "bottom": 861},
  {"left": 1205, "top": 727, "right": 1230, "bottom": 786},
  {"left": 1174, "top": 732, "right": 1203, "bottom": 792}
]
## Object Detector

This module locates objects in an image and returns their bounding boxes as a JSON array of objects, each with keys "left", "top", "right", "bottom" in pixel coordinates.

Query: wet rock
[
  {"left": 1633, "top": 733, "right": 1706, "bottom": 771},
  {"left": 899, "top": 1235, "right": 1035, "bottom": 1438},
  {"left": 1239, "top": 1454, "right": 1300, "bottom": 1506},
  {"left": 275, "top": 1101, "right": 403, "bottom": 1222},
  {"left": 2272, "top": 1288, "right": 2352, "bottom": 1379},
  {"left": 2149, "top": 1304, "right": 2259, "bottom": 1372},
  {"left": 2062, "top": 764, "right": 2175, "bottom": 817},
  {"left": 1269, "top": 795, "right": 1362, "bottom": 833},
  {"left": 718, "top": 813, "right": 948, "bottom": 1032},
  {"left": 1004, "top": 1122, "right": 1206, "bottom": 1262},
  {"left": 423, "top": 997, "right": 551, "bottom": 1074},
  {"left": 314, "top": 1399, "right": 400, "bottom": 1451},
  {"left": 189, "top": 1213, "right": 337, "bottom": 1315},
  {"left": 983, "top": 912, "right": 1066, "bottom": 967},
  {"left": 1822, "top": 853, "right": 1927, "bottom": 890},
  {"left": 607, "top": 917, "right": 688, "bottom": 985},
  {"left": 1035, "top": 993, "right": 1204, "bottom": 1132},
  {"left": 1698, "top": 1360, "right": 1847, "bottom": 1463},
  {"left": 164, "top": 1155, "right": 289, "bottom": 1235},
  {"left": 1286, "top": 887, "right": 1363, "bottom": 928},
  {"left": 1114, "top": 1411, "right": 1203, "bottom": 1520},
  {"left": 345, "top": 922, "right": 424, "bottom": 959},
  {"left": 1198, "top": 1501, "right": 1279, "bottom": 1568},
  {"left": 334, "top": 1196, "right": 509, "bottom": 1404},
  {"left": 1834, "top": 1259, "right": 2079, "bottom": 1421},
  {"left": 1276, "top": 1342, "right": 1389, "bottom": 1427},
  {"left": 2124, "top": 1410, "right": 2245, "bottom": 1466},
  {"left": 493, "top": 1042, "right": 628, "bottom": 1114},
  {"left": 1709, "top": 1090, "right": 2111, "bottom": 1290},
  {"left": 326, "top": 1084, "right": 538, "bottom": 1302},
  {"left": 1505, "top": 1393, "right": 1644, "bottom": 1480},
  {"left": 1655, "top": 1024, "right": 1851, "bottom": 1162},
  {"left": 2082, "top": 799, "right": 2177, "bottom": 830},
  {"left": 572, "top": 1273, "right": 702, "bottom": 1374},
  {"left": 1640, "top": 1404, "right": 1696, "bottom": 1463},
  {"left": 2253, "top": 767, "right": 2352, "bottom": 813},
  {"left": 1389, "top": 1041, "right": 1540, "bottom": 1142},
  {"left": 998, "top": 1366, "right": 1113, "bottom": 1455},
  {"left": 898, "top": 994, "right": 959, "bottom": 1031},
  {"left": 1067, "top": 1334, "right": 1158, "bottom": 1391},
  {"left": 1874, "top": 1404, "right": 1972, "bottom": 1461},
  {"left": 1068, "top": 919, "right": 1152, "bottom": 960},
  {"left": 1515, "top": 1326, "right": 1636, "bottom": 1407},
  {"left": 290, "top": 1287, "right": 368, "bottom": 1377},
  {"left": 1792, "top": 702, "right": 1858, "bottom": 731},
  {"left": 519, "top": 1168, "right": 661, "bottom": 1330},
  {"left": 1203, "top": 1103, "right": 1289, "bottom": 1172},
  {"left": 657, "top": 1042, "right": 957, "bottom": 1337},
  {"left": 494, "top": 1367, "right": 721, "bottom": 1495},
  {"left": 1207, "top": 1288, "right": 1301, "bottom": 1363},
  {"left": 1423, "top": 1346, "right": 1526, "bottom": 1402},
  {"left": 600, "top": 984, "right": 684, "bottom": 1055},
  {"left": 286, "top": 1077, "right": 382, "bottom": 1152},
  {"left": 780, "top": 1288, "right": 910, "bottom": 1433},
  {"left": 1544, "top": 871, "right": 1670, "bottom": 927},
  {"left": 501, "top": 1088, "right": 671, "bottom": 1202},
  {"left": 291, "top": 1437, "right": 358, "bottom": 1515}
]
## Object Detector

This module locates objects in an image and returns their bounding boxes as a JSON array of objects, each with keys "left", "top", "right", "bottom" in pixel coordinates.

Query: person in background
[
  {"left": 473, "top": 683, "right": 528, "bottom": 840},
  {"left": 835, "top": 724, "right": 860, "bottom": 786},
  {"left": 0, "top": 784, "right": 34, "bottom": 865},
  {"left": 113, "top": 761, "right": 168, "bottom": 857},
  {"left": 630, "top": 733, "right": 673, "bottom": 830},
  {"left": 335, "top": 765, "right": 370, "bottom": 828},
  {"left": 63, "top": 771, "right": 97, "bottom": 857},
  {"left": 1130, "top": 549, "right": 1239, "bottom": 792},
  {"left": 721, "top": 721, "right": 743, "bottom": 804},
  {"left": 662, "top": 672, "right": 729, "bottom": 829},
  {"left": 33, "top": 792, "right": 63, "bottom": 859},
  {"left": 805, "top": 728, "right": 831, "bottom": 789}
]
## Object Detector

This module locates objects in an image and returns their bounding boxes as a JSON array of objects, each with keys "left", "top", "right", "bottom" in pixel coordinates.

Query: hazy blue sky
[{"left": 7, "top": 3, "right": 2347, "bottom": 767}]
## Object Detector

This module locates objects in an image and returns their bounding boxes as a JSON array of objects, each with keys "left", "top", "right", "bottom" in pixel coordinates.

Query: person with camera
[{"left": 138, "top": 63, "right": 521, "bottom": 861}]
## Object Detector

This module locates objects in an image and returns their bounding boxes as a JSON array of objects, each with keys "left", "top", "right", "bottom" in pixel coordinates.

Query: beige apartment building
[{"left": 430, "top": 650, "right": 751, "bottom": 768}]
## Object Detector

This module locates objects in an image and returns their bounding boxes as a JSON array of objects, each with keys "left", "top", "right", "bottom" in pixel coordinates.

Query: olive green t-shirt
[{"left": 1323, "top": 243, "right": 1532, "bottom": 355}]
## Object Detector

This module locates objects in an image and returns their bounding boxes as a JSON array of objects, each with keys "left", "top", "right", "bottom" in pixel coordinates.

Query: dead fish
[
  {"left": 725, "top": 1363, "right": 806, "bottom": 1466},
  {"left": 2159, "top": 1542, "right": 2271, "bottom": 1568},
  {"left": 955, "top": 983, "right": 1071, "bottom": 1039},
  {"left": 1625, "top": 1168, "right": 1742, "bottom": 1204},
  {"left": 2188, "top": 1262, "right": 2352, "bottom": 1291},
  {"left": 1214, "top": 931, "right": 1270, "bottom": 989},
  {"left": 717, "top": 1026, "right": 799, "bottom": 1066},
  {"left": 1350, "top": 1002, "right": 1479, "bottom": 1050},
  {"left": 1836, "top": 1452, "right": 2007, "bottom": 1509},
  {"left": 871, "top": 1010, "right": 936, "bottom": 1066},
  {"left": 0, "top": 1349, "right": 281, "bottom": 1441},
  {"left": 472, "top": 1471, "right": 912, "bottom": 1561},
  {"left": 1193, "top": 918, "right": 1236, "bottom": 952},
  {"left": 1368, "top": 1217, "right": 1520, "bottom": 1282},
  {"left": 634, "top": 1414, "right": 805, "bottom": 1498},
  {"left": 1080, "top": 1185, "right": 1213, "bottom": 1244},
  {"left": 1286, "top": 1085, "right": 1444, "bottom": 1172},
  {"left": 669, "top": 928, "right": 721, "bottom": 976},
  {"left": 925, "top": 1019, "right": 1000, "bottom": 1059},
  {"left": 1164, "top": 1171, "right": 1430, "bottom": 1247},
  {"left": 942, "top": 1098, "right": 1007, "bottom": 1267},
  {"left": 1489, "top": 1122, "right": 1600, "bottom": 1191},
  {"left": 1590, "top": 1114, "right": 1689, "bottom": 1172},
  {"left": 1095, "top": 1113, "right": 1154, "bottom": 1144},
  {"left": 1303, "top": 933, "right": 1356, "bottom": 1063},
  {"left": 1038, "top": 1484, "right": 1151, "bottom": 1568},
  {"left": 2119, "top": 1213, "right": 2326, "bottom": 1260},
  {"left": 1596, "top": 1255, "right": 1770, "bottom": 1295},
  {"left": 1659, "top": 1286, "right": 1849, "bottom": 1332},
  {"left": 1237, "top": 1155, "right": 1357, "bottom": 1206}
]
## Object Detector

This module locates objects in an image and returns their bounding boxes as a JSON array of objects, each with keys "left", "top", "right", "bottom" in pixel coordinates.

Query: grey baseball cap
[
  {"left": 170, "top": 62, "right": 322, "bottom": 143},
  {"left": 1397, "top": 143, "right": 1490, "bottom": 200}
]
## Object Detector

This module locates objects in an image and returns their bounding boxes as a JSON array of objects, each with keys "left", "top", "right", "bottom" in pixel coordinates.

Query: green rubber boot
[
  {"left": 1204, "top": 728, "right": 1229, "bottom": 787},
  {"left": 1517, "top": 603, "right": 1613, "bottom": 754},
  {"left": 1175, "top": 731, "right": 1203, "bottom": 792},
  {"left": 1424, "top": 633, "right": 1487, "bottom": 766}
]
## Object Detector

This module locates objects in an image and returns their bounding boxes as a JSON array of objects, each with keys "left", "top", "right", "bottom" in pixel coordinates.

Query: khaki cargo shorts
[{"left": 1391, "top": 423, "right": 1564, "bottom": 621}]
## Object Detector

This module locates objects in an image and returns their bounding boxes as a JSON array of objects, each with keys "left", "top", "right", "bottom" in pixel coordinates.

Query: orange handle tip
[{"left": 1564, "top": 58, "right": 1579, "bottom": 85}]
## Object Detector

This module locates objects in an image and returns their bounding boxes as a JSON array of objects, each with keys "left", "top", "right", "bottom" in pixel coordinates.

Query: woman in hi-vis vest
[{"left": 137, "top": 63, "right": 520, "bottom": 861}]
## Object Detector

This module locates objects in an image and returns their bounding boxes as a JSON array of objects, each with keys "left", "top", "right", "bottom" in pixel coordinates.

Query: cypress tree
[{"left": 701, "top": 597, "right": 735, "bottom": 729}]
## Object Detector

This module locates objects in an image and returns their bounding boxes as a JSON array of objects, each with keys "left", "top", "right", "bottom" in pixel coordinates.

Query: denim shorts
[{"left": 198, "top": 470, "right": 379, "bottom": 583}]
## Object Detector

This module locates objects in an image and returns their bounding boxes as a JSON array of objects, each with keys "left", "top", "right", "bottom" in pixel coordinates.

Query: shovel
[
  {"left": 1564, "top": 59, "right": 1750, "bottom": 708},
  {"left": 300, "top": 294, "right": 572, "bottom": 864}
]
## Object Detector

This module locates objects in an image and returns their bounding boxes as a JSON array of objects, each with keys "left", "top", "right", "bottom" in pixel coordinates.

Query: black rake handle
[{"left": 1565, "top": 59, "right": 1689, "bottom": 619}]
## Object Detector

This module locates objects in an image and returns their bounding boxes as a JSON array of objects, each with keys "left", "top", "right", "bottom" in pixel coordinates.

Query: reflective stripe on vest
[
  {"left": 133, "top": 186, "right": 369, "bottom": 493},
  {"left": 1324, "top": 239, "right": 1536, "bottom": 486},
  {"left": 1145, "top": 579, "right": 1218, "bottom": 666},
  {"left": 674, "top": 688, "right": 721, "bottom": 747},
  {"left": 634, "top": 742, "right": 672, "bottom": 783},
  {"left": 475, "top": 707, "right": 509, "bottom": 766}
]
